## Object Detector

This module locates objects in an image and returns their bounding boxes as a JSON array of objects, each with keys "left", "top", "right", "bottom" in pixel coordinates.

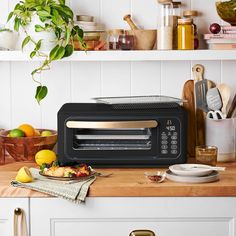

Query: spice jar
[
  {"left": 118, "top": 31, "right": 135, "bottom": 50},
  {"left": 183, "top": 10, "right": 199, "bottom": 49},
  {"left": 157, "top": 0, "right": 173, "bottom": 50},
  {"left": 107, "top": 29, "right": 124, "bottom": 50},
  {"left": 177, "top": 18, "right": 194, "bottom": 50}
]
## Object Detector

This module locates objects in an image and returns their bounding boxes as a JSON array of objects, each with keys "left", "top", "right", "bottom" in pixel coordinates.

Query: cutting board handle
[{"left": 192, "top": 64, "right": 204, "bottom": 82}]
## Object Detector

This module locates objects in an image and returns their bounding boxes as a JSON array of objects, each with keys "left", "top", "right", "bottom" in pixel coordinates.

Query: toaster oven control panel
[{"left": 159, "top": 118, "right": 181, "bottom": 157}]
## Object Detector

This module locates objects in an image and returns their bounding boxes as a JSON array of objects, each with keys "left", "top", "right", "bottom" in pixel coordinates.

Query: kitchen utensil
[
  {"left": 182, "top": 80, "right": 196, "bottom": 158},
  {"left": 217, "top": 83, "right": 231, "bottom": 114},
  {"left": 166, "top": 170, "right": 219, "bottom": 183},
  {"left": 169, "top": 164, "right": 224, "bottom": 177},
  {"left": 227, "top": 94, "right": 236, "bottom": 118},
  {"left": 193, "top": 64, "right": 208, "bottom": 112},
  {"left": 144, "top": 171, "right": 166, "bottom": 183},
  {"left": 126, "top": 30, "right": 157, "bottom": 50},
  {"left": 123, "top": 14, "right": 139, "bottom": 30},
  {"left": 206, "top": 87, "right": 222, "bottom": 111},
  {"left": 193, "top": 64, "right": 207, "bottom": 146},
  {"left": 207, "top": 110, "right": 225, "bottom": 120}
]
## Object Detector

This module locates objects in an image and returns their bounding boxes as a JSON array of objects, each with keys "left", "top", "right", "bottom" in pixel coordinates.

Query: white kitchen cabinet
[
  {"left": 30, "top": 197, "right": 236, "bottom": 236},
  {"left": 0, "top": 198, "right": 29, "bottom": 236}
]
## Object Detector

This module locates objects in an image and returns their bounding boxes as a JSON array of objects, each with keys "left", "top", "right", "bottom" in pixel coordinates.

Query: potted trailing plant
[{"left": 8, "top": 0, "right": 85, "bottom": 103}]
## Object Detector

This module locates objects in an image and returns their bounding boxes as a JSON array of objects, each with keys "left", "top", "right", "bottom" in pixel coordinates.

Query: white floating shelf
[{"left": 0, "top": 50, "right": 236, "bottom": 62}]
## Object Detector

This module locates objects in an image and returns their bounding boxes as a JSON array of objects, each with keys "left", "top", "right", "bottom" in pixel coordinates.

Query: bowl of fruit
[{"left": 0, "top": 124, "right": 57, "bottom": 162}]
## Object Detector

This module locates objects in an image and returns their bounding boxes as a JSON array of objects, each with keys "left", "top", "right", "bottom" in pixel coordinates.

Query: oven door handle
[{"left": 66, "top": 120, "right": 158, "bottom": 129}]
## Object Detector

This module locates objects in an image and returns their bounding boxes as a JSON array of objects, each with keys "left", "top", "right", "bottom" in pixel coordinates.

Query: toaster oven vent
[{"left": 73, "top": 128, "right": 152, "bottom": 151}]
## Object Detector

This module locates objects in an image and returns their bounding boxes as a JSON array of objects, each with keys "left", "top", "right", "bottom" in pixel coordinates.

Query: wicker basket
[{"left": 0, "top": 129, "right": 57, "bottom": 163}]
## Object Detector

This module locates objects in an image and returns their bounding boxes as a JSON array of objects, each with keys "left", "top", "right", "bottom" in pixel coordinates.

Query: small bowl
[
  {"left": 76, "top": 15, "right": 94, "bottom": 22},
  {"left": 126, "top": 29, "right": 157, "bottom": 50},
  {"left": 0, "top": 129, "right": 57, "bottom": 162},
  {"left": 216, "top": 1, "right": 236, "bottom": 26},
  {"left": 144, "top": 171, "right": 166, "bottom": 183}
]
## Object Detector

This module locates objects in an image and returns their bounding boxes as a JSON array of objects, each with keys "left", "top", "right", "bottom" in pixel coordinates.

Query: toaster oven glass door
[{"left": 66, "top": 120, "right": 157, "bottom": 151}]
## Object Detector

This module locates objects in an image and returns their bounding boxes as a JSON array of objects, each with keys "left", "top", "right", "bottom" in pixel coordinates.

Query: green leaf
[
  {"left": 37, "top": 10, "right": 51, "bottom": 18},
  {"left": 35, "top": 39, "right": 42, "bottom": 51},
  {"left": 49, "top": 45, "right": 60, "bottom": 60},
  {"left": 65, "top": 27, "right": 70, "bottom": 45},
  {"left": 7, "top": 12, "right": 13, "bottom": 22},
  {"left": 35, "top": 24, "right": 44, "bottom": 32},
  {"left": 58, "top": 0, "right": 65, "bottom": 5},
  {"left": 53, "top": 46, "right": 65, "bottom": 60},
  {"left": 63, "top": 44, "right": 73, "bottom": 58},
  {"left": 14, "top": 18, "right": 21, "bottom": 31},
  {"left": 21, "top": 36, "right": 31, "bottom": 49},
  {"left": 74, "top": 25, "right": 83, "bottom": 38},
  {"left": 35, "top": 86, "right": 48, "bottom": 104},
  {"left": 30, "top": 51, "right": 36, "bottom": 58}
]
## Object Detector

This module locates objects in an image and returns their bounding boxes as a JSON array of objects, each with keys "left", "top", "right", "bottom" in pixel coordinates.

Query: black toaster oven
[{"left": 58, "top": 103, "right": 187, "bottom": 167}]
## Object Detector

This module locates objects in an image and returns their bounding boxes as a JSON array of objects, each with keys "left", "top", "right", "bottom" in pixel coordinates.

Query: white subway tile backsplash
[
  {"left": 0, "top": 0, "right": 235, "bottom": 129},
  {"left": 131, "top": 61, "right": 161, "bottom": 96},
  {"left": 0, "top": 62, "right": 11, "bottom": 129},
  {"left": 10, "top": 62, "right": 41, "bottom": 128}
]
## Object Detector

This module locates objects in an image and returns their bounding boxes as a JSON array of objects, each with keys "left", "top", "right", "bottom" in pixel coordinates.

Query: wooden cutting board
[{"left": 182, "top": 80, "right": 196, "bottom": 158}]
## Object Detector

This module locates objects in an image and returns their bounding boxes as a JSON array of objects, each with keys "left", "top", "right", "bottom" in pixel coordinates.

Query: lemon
[
  {"left": 9, "top": 129, "right": 25, "bottom": 138},
  {"left": 35, "top": 149, "right": 57, "bottom": 166},
  {"left": 41, "top": 130, "right": 52, "bottom": 137},
  {"left": 15, "top": 166, "right": 33, "bottom": 183}
]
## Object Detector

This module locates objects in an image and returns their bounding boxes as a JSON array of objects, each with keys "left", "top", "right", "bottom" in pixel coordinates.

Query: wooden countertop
[{"left": 1, "top": 159, "right": 236, "bottom": 198}]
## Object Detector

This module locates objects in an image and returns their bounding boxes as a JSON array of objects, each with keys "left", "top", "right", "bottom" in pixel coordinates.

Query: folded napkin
[{"left": 11, "top": 168, "right": 96, "bottom": 203}]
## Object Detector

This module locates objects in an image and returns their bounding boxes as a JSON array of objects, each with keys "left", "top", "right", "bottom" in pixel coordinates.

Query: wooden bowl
[
  {"left": 126, "top": 29, "right": 157, "bottom": 50},
  {"left": 216, "top": 1, "right": 236, "bottom": 26},
  {"left": 0, "top": 129, "right": 57, "bottom": 162}
]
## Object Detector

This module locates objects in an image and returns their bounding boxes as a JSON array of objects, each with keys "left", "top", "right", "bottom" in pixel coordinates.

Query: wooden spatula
[{"left": 182, "top": 80, "right": 196, "bottom": 158}]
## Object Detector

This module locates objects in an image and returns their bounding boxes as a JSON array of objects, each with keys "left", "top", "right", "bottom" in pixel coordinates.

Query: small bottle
[
  {"left": 107, "top": 29, "right": 124, "bottom": 50},
  {"left": 157, "top": 0, "right": 173, "bottom": 50},
  {"left": 177, "top": 18, "right": 194, "bottom": 50},
  {"left": 183, "top": 10, "right": 199, "bottom": 49}
]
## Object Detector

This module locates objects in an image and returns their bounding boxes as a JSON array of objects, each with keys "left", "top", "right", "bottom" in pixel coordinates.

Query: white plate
[
  {"left": 166, "top": 170, "right": 219, "bottom": 183},
  {"left": 169, "top": 164, "right": 215, "bottom": 177}
]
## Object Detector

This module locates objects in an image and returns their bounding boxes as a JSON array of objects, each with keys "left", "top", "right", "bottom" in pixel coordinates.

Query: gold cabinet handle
[
  {"left": 129, "top": 230, "right": 155, "bottom": 236},
  {"left": 14, "top": 208, "right": 28, "bottom": 236},
  {"left": 66, "top": 120, "right": 158, "bottom": 129}
]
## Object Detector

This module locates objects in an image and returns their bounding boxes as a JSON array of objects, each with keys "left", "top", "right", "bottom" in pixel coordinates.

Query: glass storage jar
[
  {"left": 118, "top": 31, "right": 135, "bottom": 50},
  {"left": 107, "top": 29, "right": 124, "bottom": 50},
  {"left": 172, "top": 1, "right": 182, "bottom": 49},
  {"left": 177, "top": 18, "right": 194, "bottom": 50},
  {"left": 157, "top": 0, "right": 173, "bottom": 50}
]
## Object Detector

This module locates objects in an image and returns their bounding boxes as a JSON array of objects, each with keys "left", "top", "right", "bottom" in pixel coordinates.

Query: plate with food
[{"left": 39, "top": 163, "right": 95, "bottom": 181}]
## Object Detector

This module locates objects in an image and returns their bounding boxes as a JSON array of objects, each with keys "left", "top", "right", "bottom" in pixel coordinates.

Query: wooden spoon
[{"left": 217, "top": 84, "right": 231, "bottom": 115}]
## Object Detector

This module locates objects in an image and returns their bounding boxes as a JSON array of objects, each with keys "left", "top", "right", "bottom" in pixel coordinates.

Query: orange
[{"left": 18, "top": 124, "right": 35, "bottom": 137}]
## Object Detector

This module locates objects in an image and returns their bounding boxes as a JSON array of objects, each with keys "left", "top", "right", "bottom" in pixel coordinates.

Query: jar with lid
[
  {"left": 107, "top": 29, "right": 124, "bottom": 50},
  {"left": 172, "top": 1, "right": 182, "bottom": 49},
  {"left": 118, "top": 31, "right": 135, "bottom": 50},
  {"left": 183, "top": 10, "right": 199, "bottom": 49},
  {"left": 157, "top": 0, "right": 173, "bottom": 50},
  {"left": 177, "top": 18, "right": 194, "bottom": 50}
]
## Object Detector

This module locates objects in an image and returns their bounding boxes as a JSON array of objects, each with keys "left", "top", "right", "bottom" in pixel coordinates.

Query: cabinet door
[
  {"left": 0, "top": 198, "right": 29, "bottom": 236},
  {"left": 30, "top": 197, "right": 236, "bottom": 236}
]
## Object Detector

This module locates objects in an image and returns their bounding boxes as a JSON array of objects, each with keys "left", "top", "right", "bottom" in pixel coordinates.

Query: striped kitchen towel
[{"left": 11, "top": 168, "right": 96, "bottom": 203}]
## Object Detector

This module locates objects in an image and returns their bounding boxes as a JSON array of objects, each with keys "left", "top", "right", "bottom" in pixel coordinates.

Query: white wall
[{"left": 0, "top": 0, "right": 236, "bottom": 130}]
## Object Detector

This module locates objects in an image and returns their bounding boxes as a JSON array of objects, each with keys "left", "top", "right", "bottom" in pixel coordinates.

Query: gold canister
[{"left": 177, "top": 18, "right": 194, "bottom": 50}]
